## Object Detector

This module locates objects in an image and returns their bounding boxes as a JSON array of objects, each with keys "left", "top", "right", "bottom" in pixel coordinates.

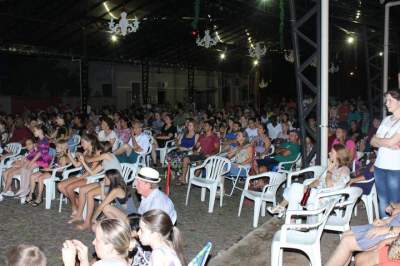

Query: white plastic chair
[
  {"left": 0, "top": 143, "right": 23, "bottom": 188},
  {"left": 353, "top": 178, "right": 379, "bottom": 223},
  {"left": 276, "top": 153, "right": 302, "bottom": 173},
  {"left": 58, "top": 166, "right": 83, "bottom": 212},
  {"left": 43, "top": 163, "right": 73, "bottom": 209},
  {"left": 188, "top": 242, "right": 212, "bottom": 266},
  {"left": 270, "top": 198, "right": 339, "bottom": 266},
  {"left": 266, "top": 144, "right": 275, "bottom": 156},
  {"left": 286, "top": 165, "right": 327, "bottom": 188},
  {"left": 224, "top": 164, "right": 251, "bottom": 197},
  {"left": 318, "top": 187, "right": 363, "bottom": 233},
  {"left": 238, "top": 172, "right": 286, "bottom": 228},
  {"left": 185, "top": 156, "right": 231, "bottom": 213},
  {"left": 157, "top": 140, "right": 176, "bottom": 167},
  {"left": 119, "top": 163, "right": 139, "bottom": 184},
  {"left": 143, "top": 129, "right": 153, "bottom": 137},
  {"left": 137, "top": 140, "right": 152, "bottom": 167},
  {"left": 68, "top": 135, "right": 81, "bottom": 153}
]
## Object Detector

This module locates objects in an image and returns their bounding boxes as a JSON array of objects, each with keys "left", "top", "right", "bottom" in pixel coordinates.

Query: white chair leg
[
  {"left": 270, "top": 241, "right": 281, "bottom": 266},
  {"left": 208, "top": 187, "right": 216, "bottom": 213},
  {"left": 185, "top": 182, "right": 192, "bottom": 206},
  {"left": 308, "top": 248, "right": 321, "bottom": 266},
  {"left": 372, "top": 195, "right": 379, "bottom": 220},
  {"left": 253, "top": 199, "right": 262, "bottom": 228},
  {"left": 261, "top": 201, "right": 266, "bottom": 217},
  {"left": 201, "top": 187, "right": 206, "bottom": 202},
  {"left": 219, "top": 183, "right": 223, "bottom": 208},
  {"left": 238, "top": 194, "right": 245, "bottom": 216},
  {"left": 59, "top": 193, "right": 64, "bottom": 213},
  {"left": 45, "top": 184, "right": 52, "bottom": 209},
  {"left": 365, "top": 198, "right": 373, "bottom": 224}
]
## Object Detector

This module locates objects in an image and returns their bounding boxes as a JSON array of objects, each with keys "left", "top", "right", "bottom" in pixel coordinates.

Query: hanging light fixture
[
  {"left": 259, "top": 79, "right": 269, "bottom": 88},
  {"left": 196, "top": 30, "right": 220, "bottom": 48},
  {"left": 329, "top": 62, "right": 339, "bottom": 73},
  {"left": 284, "top": 50, "right": 295, "bottom": 63},
  {"left": 249, "top": 42, "right": 267, "bottom": 60},
  {"left": 108, "top": 11, "right": 140, "bottom": 36}
]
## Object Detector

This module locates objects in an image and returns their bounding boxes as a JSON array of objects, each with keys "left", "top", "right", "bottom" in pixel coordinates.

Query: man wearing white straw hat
[{"left": 134, "top": 167, "right": 177, "bottom": 224}]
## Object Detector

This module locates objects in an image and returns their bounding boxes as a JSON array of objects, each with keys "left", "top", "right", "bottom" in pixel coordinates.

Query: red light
[{"left": 191, "top": 30, "right": 198, "bottom": 37}]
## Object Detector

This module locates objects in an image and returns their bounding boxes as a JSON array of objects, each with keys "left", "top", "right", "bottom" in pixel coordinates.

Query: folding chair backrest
[
  {"left": 316, "top": 199, "right": 339, "bottom": 238},
  {"left": 120, "top": 163, "right": 139, "bottom": 184},
  {"left": 144, "top": 129, "right": 152, "bottom": 137},
  {"left": 49, "top": 148, "right": 57, "bottom": 166},
  {"left": 204, "top": 156, "right": 231, "bottom": 181},
  {"left": 265, "top": 172, "right": 286, "bottom": 194},
  {"left": 6, "top": 142, "right": 22, "bottom": 155},
  {"left": 188, "top": 242, "right": 212, "bottom": 266}
]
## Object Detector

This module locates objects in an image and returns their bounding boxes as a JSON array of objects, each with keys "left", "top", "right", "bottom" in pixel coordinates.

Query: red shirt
[{"left": 198, "top": 133, "right": 220, "bottom": 156}]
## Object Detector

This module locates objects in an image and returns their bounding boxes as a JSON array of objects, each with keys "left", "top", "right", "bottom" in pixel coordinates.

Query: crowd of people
[{"left": 1, "top": 91, "right": 400, "bottom": 265}]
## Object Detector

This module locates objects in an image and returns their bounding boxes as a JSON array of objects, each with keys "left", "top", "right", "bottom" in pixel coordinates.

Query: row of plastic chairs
[{"left": 271, "top": 186, "right": 363, "bottom": 266}]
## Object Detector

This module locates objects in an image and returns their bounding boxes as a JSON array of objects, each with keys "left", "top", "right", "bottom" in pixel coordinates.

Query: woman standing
[{"left": 371, "top": 89, "right": 400, "bottom": 217}]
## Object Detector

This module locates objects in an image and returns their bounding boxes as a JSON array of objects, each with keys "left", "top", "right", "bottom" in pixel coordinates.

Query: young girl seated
[
  {"left": 15, "top": 126, "right": 53, "bottom": 203},
  {"left": 27, "top": 139, "right": 71, "bottom": 206},
  {"left": 1, "top": 138, "right": 36, "bottom": 200},
  {"left": 138, "top": 210, "right": 186, "bottom": 266},
  {"left": 91, "top": 169, "right": 135, "bottom": 226},
  {"left": 62, "top": 218, "right": 131, "bottom": 266},
  {"left": 70, "top": 141, "right": 122, "bottom": 230}
]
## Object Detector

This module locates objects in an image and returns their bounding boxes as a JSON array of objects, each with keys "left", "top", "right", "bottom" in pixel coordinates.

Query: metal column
[
  {"left": 141, "top": 59, "right": 149, "bottom": 104},
  {"left": 188, "top": 65, "right": 195, "bottom": 103},
  {"left": 289, "top": 0, "right": 323, "bottom": 166},
  {"left": 363, "top": 26, "right": 383, "bottom": 119},
  {"left": 80, "top": 27, "right": 89, "bottom": 113}
]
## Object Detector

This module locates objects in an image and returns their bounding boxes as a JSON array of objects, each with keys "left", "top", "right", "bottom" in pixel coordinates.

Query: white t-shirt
[
  {"left": 375, "top": 115, "right": 400, "bottom": 170},
  {"left": 98, "top": 130, "right": 118, "bottom": 151},
  {"left": 245, "top": 127, "right": 258, "bottom": 140},
  {"left": 128, "top": 133, "right": 151, "bottom": 155},
  {"left": 138, "top": 189, "right": 177, "bottom": 224},
  {"left": 267, "top": 123, "right": 282, "bottom": 140}
]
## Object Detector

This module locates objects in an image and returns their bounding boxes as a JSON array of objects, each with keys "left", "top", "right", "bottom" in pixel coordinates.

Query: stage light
[
  {"left": 253, "top": 59, "right": 259, "bottom": 66},
  {"left": 220, "top": 53, "right": 226, "bottom": 60},
  {"left": 111, "top": 35, "right": 118, "bottom": 42},
  {"left": 347, "top": 36, "right": 355, "bottom": 44},
  {"left": 379, "top": 51, "right": 383, "bottom": 56},
  {"left": 349, "top": 71, "right": 354, "bottom": 76}
]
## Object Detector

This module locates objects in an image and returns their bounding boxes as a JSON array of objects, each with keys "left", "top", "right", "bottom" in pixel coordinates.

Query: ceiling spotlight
[
  {"left": 253, "top": 59, "right": 259, "bottom": 66},
  {"left": 379, "top": 51, "right": 383, "bottom": 56},
  {"left": 220, "top": 53, "right": 226, "bottom": 60},
  {"left": 347, "top": 36, "right": 355, "bottom": 44},
  {"left": 111, "top": 35, "right": 118, "bottom": 42}
]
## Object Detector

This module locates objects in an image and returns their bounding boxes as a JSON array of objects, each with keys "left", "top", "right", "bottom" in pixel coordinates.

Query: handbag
[{"left": 388, "top": 234, "right": 400, "bottom": 260}]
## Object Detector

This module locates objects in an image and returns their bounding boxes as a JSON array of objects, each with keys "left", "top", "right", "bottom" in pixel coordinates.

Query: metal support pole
[
  {"left": 141, "top": 59, "right": 149, "bottom": 105},
  {"left": 384, "top": 1, "right": 400, "bottom": 117},
  {"left": 188, "top": 65, "right": 195, "bottom": 103},
  {"left": 320, "top": 0, "right": 329, "bottom": 167},
  {"left": 289, "top": 0, "right": 322, "bottom": 167}
]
